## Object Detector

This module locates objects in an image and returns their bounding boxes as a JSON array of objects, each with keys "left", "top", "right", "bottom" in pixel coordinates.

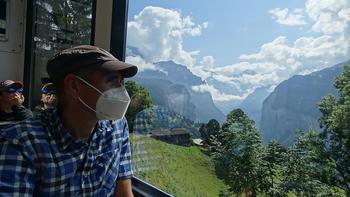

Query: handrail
[{"left": 132, "top": 176, "right": 174, "bottom": 197}]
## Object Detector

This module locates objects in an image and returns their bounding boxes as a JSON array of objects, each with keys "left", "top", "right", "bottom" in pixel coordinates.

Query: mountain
[
  {"left": 238, "top": 87, "right": 270, "bottom": 128},
  {"left": 134, "top": 60, "right": 225, "bottom": 123},
  {"left": 132, "top": 77, "right": 197, "bottom": 120},
  {"left": 260, "top": 60, "right": 349, "bottom": 146}
]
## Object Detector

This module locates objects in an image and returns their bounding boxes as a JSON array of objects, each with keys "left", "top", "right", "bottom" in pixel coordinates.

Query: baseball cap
[
  {"left": 41, "top": 83, "right": 56, "bottom": 94},
  {"left": 47, "top": 45, "right": 138, "bottom": 83},
  {"left": 0, "top": 80, "right": 23, "bottom": 93}
]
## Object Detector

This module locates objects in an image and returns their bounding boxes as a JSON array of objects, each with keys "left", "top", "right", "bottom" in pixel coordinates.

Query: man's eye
[{"left": 107, "top": 78, "right": 123, "bottom": 85}]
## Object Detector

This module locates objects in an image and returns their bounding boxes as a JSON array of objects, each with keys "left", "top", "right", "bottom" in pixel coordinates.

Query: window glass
[
  {"left": 31, "top": 0, "right": 93, "bottom": 107},
  {"left": 126, "top": 1, "right": 350, "bottom": 196},
  {"left": 0, "top": 0, "right": 7, "bottom": 39}
]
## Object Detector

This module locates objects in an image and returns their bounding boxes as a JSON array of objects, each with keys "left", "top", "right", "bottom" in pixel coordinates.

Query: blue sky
[
  {"left": 128, "top": 0, "right": 313, "bottom": 66},
  {"left": 126, "top": 0, "right": 350, "bottom": 102}
]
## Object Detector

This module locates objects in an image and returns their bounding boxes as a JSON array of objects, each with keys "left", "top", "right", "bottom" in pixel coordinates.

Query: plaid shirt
[{"left": 0, "top": 108, "right": 133, "bottom": 196}]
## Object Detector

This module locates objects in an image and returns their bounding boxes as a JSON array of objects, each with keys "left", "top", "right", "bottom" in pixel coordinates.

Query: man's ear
[{"left": 63, "top": 74, "right": 80, "bottom": 99}]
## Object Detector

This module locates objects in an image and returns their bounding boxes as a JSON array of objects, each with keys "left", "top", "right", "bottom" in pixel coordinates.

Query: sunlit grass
[{"left": 130, "top": 134, "right": 230, "bottom": 197}]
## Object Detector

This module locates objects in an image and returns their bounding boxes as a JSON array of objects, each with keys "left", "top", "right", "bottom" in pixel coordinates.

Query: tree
[
  {"left": 318, "top": 64, "right": 350, "bottom": 195},
  {"left": 280, "top": 130, "right": 334, "bottom": 196},
  {"left": 199, "top": 119, "right": 220, "bottom": 148},
  {"left": 125, "top": 81, "right": 153, "bottom": 132},
  {"left": 213, "top": 109, "right": 269, "bottom": 196},
  {"left": 263, "top": 140, "right": 287, "bottom": 196}
]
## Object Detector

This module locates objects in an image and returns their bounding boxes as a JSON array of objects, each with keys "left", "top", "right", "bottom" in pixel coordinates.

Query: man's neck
[{"left": 60, "top": 105, "right": 97, "bottom": 140}]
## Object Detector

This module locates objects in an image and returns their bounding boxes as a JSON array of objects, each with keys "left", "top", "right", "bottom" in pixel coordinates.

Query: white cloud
[
  {"left": 200, "top": 56, "right": 215, "bottom": 68},
  {"left": 240, "top": 35, "right": 348, "bottom": 73},
  {"left": 191, "top": 84, "right": 248, "bottom": 101},
  {"left": 127, "top": 6, "right": 208, "bottom": 67},
  {"left": 269, "top": 8, "right": 307, "bottom": 26},
  {"left": 126, "top": 55, "right": 167, "bottom": 74},
  {"left": 190, "top": 66, "right": 212, "bottom": 80},
  {"left": 126, "top": 1, "right": 350, "bottom": 103},
  {"left": 305, "top": 0, "right": 350, "bottom": 34}
]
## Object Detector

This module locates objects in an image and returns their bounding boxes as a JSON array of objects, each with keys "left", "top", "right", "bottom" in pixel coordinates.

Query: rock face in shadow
[
  {"left": 238, "top": 87, "right": 270, "bottom": 129},
  {"left": 260, "top": 60, "right": 349, "bottom": 146}
]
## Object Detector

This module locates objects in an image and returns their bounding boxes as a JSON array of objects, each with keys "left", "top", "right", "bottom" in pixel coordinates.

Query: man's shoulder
[{"left": 0, "top": 118, "right": 47, "bottom": 143}]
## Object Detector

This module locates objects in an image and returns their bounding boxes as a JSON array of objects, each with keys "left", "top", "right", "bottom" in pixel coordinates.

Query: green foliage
[
  {"left": 125, "top": 80, "right": 153, "bottom": 132},
  {"left": 131, "top": 134, "right": 230, "bottom": 197},
  {"left": 318, "top": 64, "right": 350, "bottom": 195},
  {"left": 263, "top": 140, "right": 287, "bottom": 196},
  {"left": 199, "top": 119, "right": 220, "bottom": 147},
  {"left": 134, "top": 105, "right": 201, "bottom": 137},
  {"left": 280, "top": 130, "right": 335, "bottom": 196},
  {"left": 213, "top": 109, "right": 269, "bottom": 196},
  {"left": 128, "top": 65, "right": 350, "bottom": 196}
]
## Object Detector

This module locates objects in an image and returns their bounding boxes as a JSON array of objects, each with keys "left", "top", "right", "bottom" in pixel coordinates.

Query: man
[
  {"left": 33, "top": 82, "right": 57, "bottom": 115},
  {"left": 0, "top": 80, "right": 33, "bottom": 121},
  {"left": 0, "top": 45, "right": 138, "bottom": 196}
]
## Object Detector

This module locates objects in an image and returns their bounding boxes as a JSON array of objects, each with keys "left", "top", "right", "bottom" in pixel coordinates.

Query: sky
[{"left": 126, "top": 0, "right": 350, "bottom": 102}]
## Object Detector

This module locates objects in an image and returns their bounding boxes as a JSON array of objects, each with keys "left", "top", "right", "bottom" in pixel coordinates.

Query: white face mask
[{"left": 76, "top": 76, "right": 131, "bottom": 120}]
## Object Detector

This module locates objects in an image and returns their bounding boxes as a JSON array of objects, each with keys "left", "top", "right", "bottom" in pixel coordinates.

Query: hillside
[{"left": 131, "top": 134, "right": 230, "bottom": 197}]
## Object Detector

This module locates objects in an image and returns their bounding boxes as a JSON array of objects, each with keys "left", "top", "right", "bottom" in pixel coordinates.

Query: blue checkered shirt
[{"left": 0, "top": 108, "right": 133, "bottom": 196}]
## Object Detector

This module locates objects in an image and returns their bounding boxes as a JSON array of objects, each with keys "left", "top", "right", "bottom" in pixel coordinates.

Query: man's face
[
  {"left": 77, "top": 69, "right": 124, "bottom": 110},
  {"left": 0, "top": 90, "right": 24, "bottom": 107},
  {"left": 41, "top": 93, "right": 57, "bottom": 106}
]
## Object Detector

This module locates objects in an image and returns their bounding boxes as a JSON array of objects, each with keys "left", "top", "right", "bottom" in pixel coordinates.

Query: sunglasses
[
  {"left": 6, "top": 87, "right": 23, "bottom": 93},
  {"left": 41, "top": 84, "right": 56, "bottom": 94}
]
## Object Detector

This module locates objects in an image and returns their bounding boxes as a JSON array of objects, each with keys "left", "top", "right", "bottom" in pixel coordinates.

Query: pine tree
[
  {"left": 318, "top": 64, "right": 350, "bottom": 195},
  {"left": 280, "top": 130, "right": 334, "bottom": 196},
  {"left": 199, "top": 119, "right": 220, "bottom": 149},
  {"left": 213, "top": 109, "right": 269, "bottom": 196},
  {"left": 263, "top": 140, "right": 286, "bottom": 196}
]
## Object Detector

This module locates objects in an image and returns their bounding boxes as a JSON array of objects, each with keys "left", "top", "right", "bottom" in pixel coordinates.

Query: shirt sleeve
[
  {"left": 117, "top": 119, "right": 133, "bottom": 180},
  {"left": 0, "top": 137, "right": 36, "bottom": 196},
  {"left": 12, "top": 105, "right": 33, "bottom": 121}
]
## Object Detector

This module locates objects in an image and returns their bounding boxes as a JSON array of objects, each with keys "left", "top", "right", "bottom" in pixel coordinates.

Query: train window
[
  {"left": 0, "top": 0, "right": 7, "bottom": 40},
  {"left": 29, "top": 0, "right": 94, "bottom": 107},
  {"left": 126, "top": 1, "right": 350, "bottom": 196}
]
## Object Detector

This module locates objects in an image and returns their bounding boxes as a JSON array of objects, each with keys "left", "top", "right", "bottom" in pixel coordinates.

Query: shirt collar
[
  {"left": 41, "top": 108, "right": 91, "bottom": 150},
  {"left": 40, "top": 108, "right": 114, "bottom": 150}
]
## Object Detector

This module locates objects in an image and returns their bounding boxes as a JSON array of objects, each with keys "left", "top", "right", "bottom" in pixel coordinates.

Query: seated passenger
[
  {"left": 0, "top": 80, "right": 33, "bottom": 121},
  {"left": 33, "top": 82, "right": 57, "bottom": 115}
]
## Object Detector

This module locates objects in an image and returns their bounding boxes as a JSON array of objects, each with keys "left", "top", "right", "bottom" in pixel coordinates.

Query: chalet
[{"left": 149, "top": 128, "right": 191, "bottom": 146}]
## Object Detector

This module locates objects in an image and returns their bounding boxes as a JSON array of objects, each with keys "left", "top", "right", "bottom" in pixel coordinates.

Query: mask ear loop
[
  {"left": 75, "top": 76, "right": 103, "bottom": 114},
  {"left": 75, "top": 76, "right": 104, "bottom": 95}
]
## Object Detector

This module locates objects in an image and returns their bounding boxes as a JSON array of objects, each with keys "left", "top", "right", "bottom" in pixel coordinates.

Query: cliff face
[
  {"left": 135, "top": 60, "right": 225, "bottom": 123},
  {"left": 260, "top": 60, "right": 349, "bottom": 145},
  {"left": 238, "top": 87, "right": 270, "bottom": 128}
]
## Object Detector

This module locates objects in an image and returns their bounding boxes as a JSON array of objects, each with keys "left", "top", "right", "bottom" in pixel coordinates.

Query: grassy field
[{"left": 130, "top": 134, "right": 230, "bottom": 197}]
